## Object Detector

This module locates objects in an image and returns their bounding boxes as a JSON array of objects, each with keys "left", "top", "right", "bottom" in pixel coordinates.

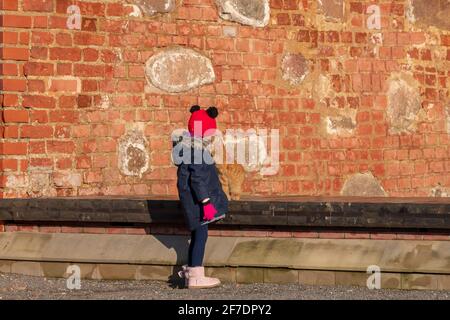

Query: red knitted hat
[{"left": 188, "top": 106, "right": 218, "bottom": 137}]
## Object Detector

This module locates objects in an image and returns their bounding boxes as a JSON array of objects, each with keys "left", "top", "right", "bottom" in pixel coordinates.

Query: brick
[
  {"left": 1, "top": 63, "right": 18, "bottom": 76},
  {"left": 55, "top": 33, "right": 72, "bottom": 46},
  {"left": 0, "top": 0, "right": 18, "bottom": 10},
  {"left": 422, "top": 234, "right": 450, "bottom": 241},
  {"left": 2, "top": 48, "right": 29, "bottom": 61},
  {"left": 292, "top": 231, "right": 319, "bottom": 238},
  {"left": 344, "top": 232, "right": 370, "bottom": 239},
  {"left": 49, "top": 110, "right": 77, "bottom": 123},
  {"left": 23, "top": 0, "right": 53, "bottom": 12},
  {"left": 2, "top": 15, "right": 32, "bottom": 28},
  {"left": 0, "top": 159, "right": 18, "bottom": 171},
  {"left": 106, "top": 227, "right": 127, "bottom": 235},
  {"left": 318, "top": 232, "right": 345, "bottom": 239},
  {"left": 3, "top": 110, "right": 29, "bottom": 123},
  {"left": 74, "top": 64, "right": 105, "bottom": 77},
  {"left": 50, "top": 48, "right": 81, "bottom": 61},
  {"left": 2, "top": 79, "right": 27, "bottom": 92},
  {"left": 74, "top": 33, "right": 105, "bottom": 46},
  {"left": 117, "top": 80, "right": 145, "bottom": 93},
  {"left": 83, "top": 48, "right": 99, "bottom": 62},
  {"left": 61, "top": 226, "right": 83, "bottom": 233},
  {"left": 39, "top": 226, "right": 62, "bottom": 233},
  {"left": 29, "top": 157, "right": 52, "bottom": 167},
  {"left": 21, "top": 125, "right": 53, "bottom": 138},
  {"left": 23, "top": 62, "right": 54, "bottom": 76},
  {"left": 0, "top": 142, "right": 28, "bottom": 155},
  {"left": 23, "top": 95, "right": 56, "bottom": 108},
  {"left": 4, "top": 225, "right": 19, "bottom": 232},
  {"left": 2, "top": 32, "right": 19, "bottom": 45},
  {"left": 31, "top": 31, "right": 54, "bottom": 45},
  {"left": 29, "top": 110, "right": 48, "bottom": 123},
  {"left": 47, "top": 141, "right": 75, "bottom": 154},
  {"left": 268, "top": 231, "right": 292, "bottom": 238},
  {"left": 370, "top": 233, "right": 397, "bottom": 240},
  {"left": 30, "top": 47, "right": 48, "bottom": 59},
  {"left": 81, "top": 226, "right": 107, "bottom": 234},
  {"left": 2, "top": 126, "right": 19, "bottom": 138},
  {"left": 33, "top": 16, "right": 48, "bottom": 28},
  {"left": 396, "top": 233, "right": 423, "bottom": 240},
  {"left": 106, "top": 3, "right": 125, "bottom": 16},
  {"left": 57, "top": 63, "right": 72, "bottom": 76},
  {"left": 49, "top": 79, "right": 79, "bottom": 92}
]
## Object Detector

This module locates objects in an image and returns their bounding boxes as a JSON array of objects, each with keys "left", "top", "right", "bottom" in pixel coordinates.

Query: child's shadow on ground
[{"left": 153, "top": 234, "right": 190, "bottom": 289}]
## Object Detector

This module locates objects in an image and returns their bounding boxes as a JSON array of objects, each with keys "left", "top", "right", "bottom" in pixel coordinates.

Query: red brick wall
[{"left": 1, "top": 0, "right": 450, "bottom": 199}]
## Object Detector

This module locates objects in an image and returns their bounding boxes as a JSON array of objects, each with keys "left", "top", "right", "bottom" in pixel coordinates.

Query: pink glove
[{"left": 203, "top": 202, "right": 217, "bottom": 221}]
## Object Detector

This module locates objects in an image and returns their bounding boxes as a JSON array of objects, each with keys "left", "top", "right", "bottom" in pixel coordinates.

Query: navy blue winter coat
[{"left": 173, "top": 133, "right": 228, "bottom": 231}]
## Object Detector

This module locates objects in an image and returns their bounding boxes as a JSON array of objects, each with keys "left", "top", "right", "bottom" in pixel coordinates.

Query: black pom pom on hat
[
  {"left": 190, "top": 105, "right": 201, "bottom": 113},
  {"left": 206, "top": 106, "right": 218, "bottom": 119}
]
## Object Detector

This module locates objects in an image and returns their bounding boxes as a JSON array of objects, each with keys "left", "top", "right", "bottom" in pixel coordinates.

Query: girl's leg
[
  {"left": 185, "top": 224, "right": 220, "bottom": 288},
  {"left": 188, "top": 224, "right": 208, "bottom": 267}
]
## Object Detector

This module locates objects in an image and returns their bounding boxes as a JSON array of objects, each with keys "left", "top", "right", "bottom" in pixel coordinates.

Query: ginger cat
[
  {"left": 216, "top": 163, "right": 245, "bottom": 201},
  {"left": 209, "top": 129, "right": 267, "bottom": 201},
  {"left": 209, "top": 135, "right": 246, "bottom": 201}
]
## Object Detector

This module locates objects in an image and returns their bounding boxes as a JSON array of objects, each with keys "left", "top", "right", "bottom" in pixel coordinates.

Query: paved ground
[{"left": 0, "top": 272, "right": 448, "bottom": 300}]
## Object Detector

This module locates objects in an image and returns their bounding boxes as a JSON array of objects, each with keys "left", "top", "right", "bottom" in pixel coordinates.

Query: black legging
[{"left": 188, "top": 224, "right": 208, "bottom": 267}]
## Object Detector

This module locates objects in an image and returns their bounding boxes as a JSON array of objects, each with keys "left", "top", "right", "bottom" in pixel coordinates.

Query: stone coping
[{"left": 1, "top": 196, "right": 450, "bottom": 230}]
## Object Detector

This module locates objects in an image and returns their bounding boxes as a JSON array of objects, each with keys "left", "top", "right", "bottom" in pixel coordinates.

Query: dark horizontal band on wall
[{"left": 1, "top": 196, "right": 450, "bottom": 230}]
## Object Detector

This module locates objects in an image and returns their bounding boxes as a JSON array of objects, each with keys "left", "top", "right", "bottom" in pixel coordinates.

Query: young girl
[{"left": 173, "top": 105, "right": 228, "bottom": 289}]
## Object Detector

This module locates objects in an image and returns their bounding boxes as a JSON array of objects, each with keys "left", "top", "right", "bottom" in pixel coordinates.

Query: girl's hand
[{"left": 203, "top": 202, "right": 217, "bottom": 221}]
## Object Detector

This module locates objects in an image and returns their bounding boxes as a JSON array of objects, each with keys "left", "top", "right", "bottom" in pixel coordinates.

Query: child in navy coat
[{"left": 172, "top": 105, "right": 228, "bottom": 289}]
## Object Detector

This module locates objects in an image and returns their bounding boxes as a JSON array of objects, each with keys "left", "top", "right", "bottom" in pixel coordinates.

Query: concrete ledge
[
  {"left": 1, "top": 232, "right": 449, "bottom": 274},
  {"left": 0, "top": 232, "right": 449, "bottom": 290}
]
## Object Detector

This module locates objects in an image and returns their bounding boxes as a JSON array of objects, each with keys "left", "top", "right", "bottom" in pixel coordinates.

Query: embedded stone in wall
[
  {"left": 29, "top": 172, "right": 56, "bottom": 197},
  {"left": 53, "top": 172, "right": 83, "bottom": 188},
  {"left": 118, "top": 130, "right": 149, "bottom": 178},
  {"left": 145, "top": 47, "right": 215, "bottom": 93},
  {"left": 341, "top": 172, "right": 387, "bottom": 197},
  {"left": 215, "top": 0, "right": 270, "bottom": 27},
  {"left": 127, "top": 0, "right": 176, "bottom": 16},
  {"left": 326, "top": 108, "right": 357, "bottom": 136},
  {"left": 430, "top": 184, "right": 449, "bottom": 197},
  {"left": 318, "top": 0, "right": 345, "bottom": 21},
  {"left": 409, "top": 0, "right": 450, "bottom": 30},
  {"left": 281, "top": 53, "right": 309, "bottom": 86},
  {"left": 218, "top": 133, "right": 268, "bottom": 173},
  {"left": 314, "top": 74, "right": 335, "bottom": 105},
  {"left": 29, "top": 173, "right": 48, "bottom": 193},
  {"left": 387, "top": 73, "right": 422, "bottom": 134},
  {"left": 5, "top": 175, "right": 29, "bottom": 189}
]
